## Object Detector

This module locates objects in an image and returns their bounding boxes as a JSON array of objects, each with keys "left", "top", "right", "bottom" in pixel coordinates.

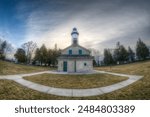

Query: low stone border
[{"left": 0, "top": 70, "right": 143, "bottom": 97}]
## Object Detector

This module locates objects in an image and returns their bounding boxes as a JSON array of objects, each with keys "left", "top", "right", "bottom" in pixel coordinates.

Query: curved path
[{"left": 0, "top": 70, "right": 143, "bottom": 97}]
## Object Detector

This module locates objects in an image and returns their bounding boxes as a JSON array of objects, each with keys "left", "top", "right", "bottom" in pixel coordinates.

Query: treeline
[
  {"left": 33, "top": 44, "right": 61, "bottom": 66},
  {"left": 14, "top": 41, "right": 61, "bottom": 67},
  {"left": 103, "top": 38, "right": 150, "bottom": 65},
  {"left": 1, "top": 38, "right": 150, "bottom": 67}
]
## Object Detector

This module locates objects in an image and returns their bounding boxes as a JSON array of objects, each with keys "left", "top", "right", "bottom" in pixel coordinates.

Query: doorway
[{"left": 63, "top": 61, "right": 67, "bottom": 72}]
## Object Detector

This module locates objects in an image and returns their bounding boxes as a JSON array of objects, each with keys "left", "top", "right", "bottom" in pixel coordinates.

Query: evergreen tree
[
  {"left": 34, "top": 48, "right": 41, "bottom": 64},
  {"left": 47, "top": 49, "right": 53, "bottom": 66},
  {"left": 128, "top": 46, "right": 135, "bottom": 62},
  {"left": 51, "top": 49, "right": 61, "bottom": 67},
  {"left": 113, "top": 42, "right": 128, "bottom": 64},
  {"left": 103, "top": 49, "right": 114, "bottom": 65},
  {"left": 14, "top": 48, "right": 26, "bottom": 63},
  {"left": 34, "top": 44, "right": 61, "bottom": 66},
  {"left": 136, "top": 38, "right": 149, "bottom": 60},
  {"left": 40, "top": 44, "right": 48, "bottom": 66}
]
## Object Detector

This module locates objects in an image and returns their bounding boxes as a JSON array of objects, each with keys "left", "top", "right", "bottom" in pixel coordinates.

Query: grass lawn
[
  {"left": 94, "top": 60, "right": 150, "bottom": 99},
  {"left": 0, "top": 60, "right": 150, "bottom": 99},
  {"left": 24, "top": 73, "right": 127, "bottom": 89},
  {"left": 0, "top": 60, "right": 55, "bottom": 75},
  {"left": 0, "top": 80, "right": 70, "bottom": 100}
]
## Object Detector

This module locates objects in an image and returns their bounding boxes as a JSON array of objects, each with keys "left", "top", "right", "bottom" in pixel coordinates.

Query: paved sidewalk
[{"left": 0, "top": 70, "right": 143, "bottom": 97}]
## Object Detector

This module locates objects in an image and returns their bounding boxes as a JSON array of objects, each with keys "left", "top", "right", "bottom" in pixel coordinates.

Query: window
[
  {"left": 69, "top": 50, "right": 72, "bottom": 55},
  {"left": 79, "top": 49, "right": 82, "bottom": 55}
]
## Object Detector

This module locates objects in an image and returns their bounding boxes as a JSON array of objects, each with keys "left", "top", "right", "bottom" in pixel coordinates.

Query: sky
[{"left": 0, "top": 0, "right": 150, "bottom": 54}]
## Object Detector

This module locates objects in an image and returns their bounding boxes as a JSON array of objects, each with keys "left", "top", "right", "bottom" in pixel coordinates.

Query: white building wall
[
  {"left": 68, "top": 60, "right": 75, "bottom": 72},
  {"left": 76, "top": 60, "right": 93, "bottom": 72},
  {"left": 58, "top": 60, "right": 63, "bottom": 72},
  {"left": 58, "top": 59, "right": 93, "bottom": 73}
]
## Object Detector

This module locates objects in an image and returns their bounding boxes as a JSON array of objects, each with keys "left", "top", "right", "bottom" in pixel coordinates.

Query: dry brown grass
[
  {"left": 24, "top": 73, "right": 127, "bottom": 89},
  {"left": 0, "top": 60, "right": 55, "bottom": 75},
  {"left": 93, "top": 60, "right": 150, "bottom": 99},
  {"left": 0, "top": 80, "right": 69, "bottom": 100},
  {"left": 95, "top": 60, "right": 150, "bottom": 76},
  {"left": 0, "top": 60, "right": 150, "bottom": 99}
]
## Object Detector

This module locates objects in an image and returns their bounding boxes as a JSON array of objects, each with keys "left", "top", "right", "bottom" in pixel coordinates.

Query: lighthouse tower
[{"left": 71, "top": 27, "right": 79, "bottom": 45}]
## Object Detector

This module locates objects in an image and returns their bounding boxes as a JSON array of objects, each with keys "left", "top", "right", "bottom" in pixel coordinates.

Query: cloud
[{"left": 15, "top": 0, "right": 150, "bottom": 52}]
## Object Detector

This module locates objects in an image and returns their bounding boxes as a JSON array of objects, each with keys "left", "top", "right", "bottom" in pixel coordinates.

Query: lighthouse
[
  {"left": 57, "top": 28, "right": 93, "bottom": 73},
  {"left": 71, "top": 27, "right": 79, "bottom": 45}
]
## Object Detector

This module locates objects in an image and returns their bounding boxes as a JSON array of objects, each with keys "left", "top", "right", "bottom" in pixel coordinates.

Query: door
[
  {"left": 63, "top": 61, "right": 67, "bottom": 72},
  {"left": 74, "top": 61, "right": 76, "bottom": 72}
]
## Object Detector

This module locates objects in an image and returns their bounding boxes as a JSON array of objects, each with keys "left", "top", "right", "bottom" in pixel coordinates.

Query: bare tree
[
  {"left": 22, "top": 41, "right": 37, "bottom": 64},
  {"left": 89, "top": 48, "right": 101, "bottom": 66}
]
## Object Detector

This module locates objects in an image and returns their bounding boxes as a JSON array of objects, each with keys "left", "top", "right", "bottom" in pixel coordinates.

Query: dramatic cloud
[{"left": 0, "top": 0, "right": 150, "bottom": 53}]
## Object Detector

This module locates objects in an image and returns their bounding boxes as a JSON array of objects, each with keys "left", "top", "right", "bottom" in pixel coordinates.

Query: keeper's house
[{"left": 57, "top": 28, "right": 93, "bottom": 73}]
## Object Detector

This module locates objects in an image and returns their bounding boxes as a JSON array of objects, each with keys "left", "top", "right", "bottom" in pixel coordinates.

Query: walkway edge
[{"left": 0, "top": 70, "right": 143, "bottom": 97}]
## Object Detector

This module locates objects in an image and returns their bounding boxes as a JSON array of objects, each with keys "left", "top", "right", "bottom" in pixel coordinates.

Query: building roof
[{"left": 61, "top": 44, "right": 91, "bottom": 54}]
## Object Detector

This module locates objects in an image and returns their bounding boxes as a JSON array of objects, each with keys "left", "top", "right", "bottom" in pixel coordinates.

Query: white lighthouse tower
[{"left": 71, "top": 27, "right": 79, "bottom": 45}]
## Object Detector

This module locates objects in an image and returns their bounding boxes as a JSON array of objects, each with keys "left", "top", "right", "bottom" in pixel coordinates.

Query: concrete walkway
[{"left": 0, "top": 70, "right": 143, "bottom": 97}]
